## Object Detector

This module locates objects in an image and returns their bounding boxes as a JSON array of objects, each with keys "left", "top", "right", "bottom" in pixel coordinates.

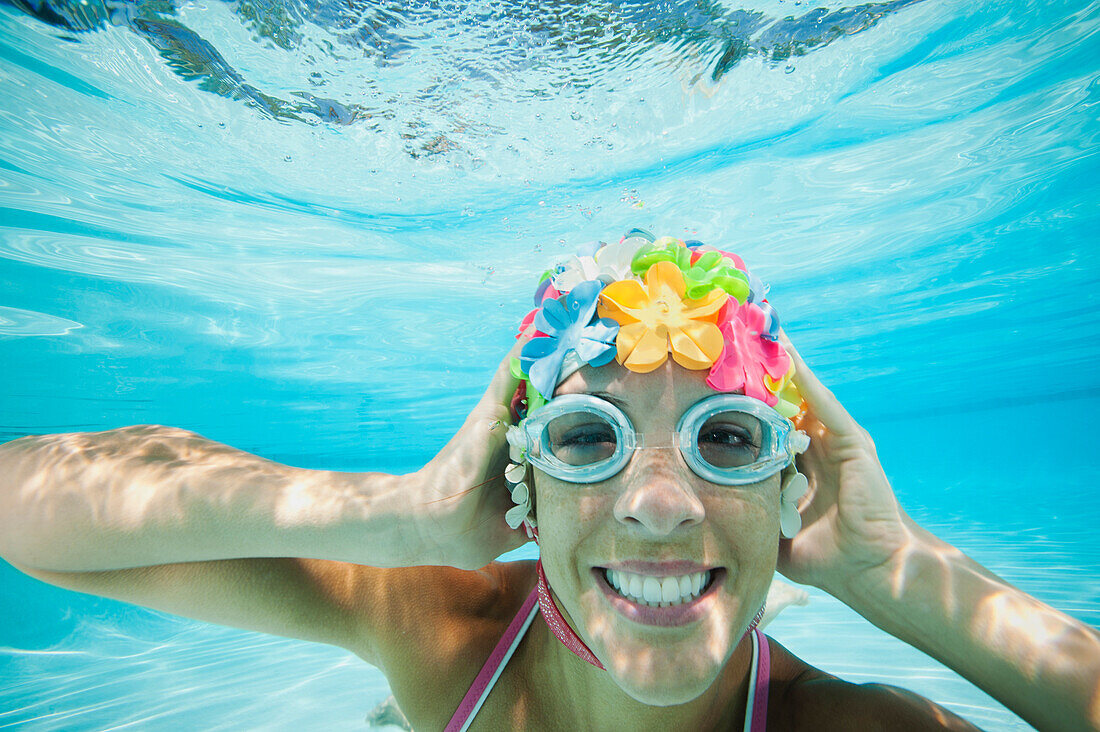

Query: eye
[
  {"left": 547, "top": 420, "right": 618, "bottom": 466},
  {"left": 700, "top": 424, "right": 754, "bottom": 447},
  {"left": 697, "top": 420, "right": 761, "bottom": 468},
  {"left": 555, "top": 424, "right": 615, "bottom": 447}
]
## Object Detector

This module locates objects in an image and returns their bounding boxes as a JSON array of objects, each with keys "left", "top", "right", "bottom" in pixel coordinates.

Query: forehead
[{"left": 553, "top": 359, "right": 716, "bottom": 411}]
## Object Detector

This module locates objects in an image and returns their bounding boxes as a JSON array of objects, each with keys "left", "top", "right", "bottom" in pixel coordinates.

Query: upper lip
[{"left": 600, "top": 560, "right": 714, "bottom": 576}]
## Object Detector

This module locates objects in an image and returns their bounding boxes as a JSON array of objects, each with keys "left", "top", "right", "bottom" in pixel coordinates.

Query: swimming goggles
[{"left": 509, "top": 393, "right": 808, "bottom": 486}]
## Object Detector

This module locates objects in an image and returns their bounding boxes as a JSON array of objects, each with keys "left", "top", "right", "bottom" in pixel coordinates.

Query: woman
[{"left": 1, "top": 232, "right": 1096, "bottom": 731}]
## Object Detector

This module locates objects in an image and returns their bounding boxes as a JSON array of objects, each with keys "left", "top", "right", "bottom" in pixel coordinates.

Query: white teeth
[
  {"left": 603, "top": 568, "right": 713, "bottom": 608},
  {"left": 660, "top": 577, "right": 679, "bottom": 603}
]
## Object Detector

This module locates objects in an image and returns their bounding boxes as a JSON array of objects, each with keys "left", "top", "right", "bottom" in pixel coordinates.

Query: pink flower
[{"left": 706, "top": 301, "right": 791, "bottom": 404}]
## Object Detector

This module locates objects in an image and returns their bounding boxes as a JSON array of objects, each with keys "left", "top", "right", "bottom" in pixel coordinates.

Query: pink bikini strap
[
  {"left": 536, "top": 559, "right": 605, "bottom": 670},
  {"left": 444, "top": 586, "right": 540, "bottom": 732},
  {"left": 750, "top": 628, "right": 771, "bottom": 732}
]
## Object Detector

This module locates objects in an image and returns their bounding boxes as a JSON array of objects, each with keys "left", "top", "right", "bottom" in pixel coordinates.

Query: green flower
[
  {"left": 509, "top": 357, "right": 547, "bottom": 416},
  {"left": 682, "top": 250, "right": 751, "bottom": 301},
  {"left": 630, "top": 236, "right": 692, "bottom": 276}
]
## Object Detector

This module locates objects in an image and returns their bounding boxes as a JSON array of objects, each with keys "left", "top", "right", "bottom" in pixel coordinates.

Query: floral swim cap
[{"left": 510, "top": 229, "right": 804, "bottom": 422}]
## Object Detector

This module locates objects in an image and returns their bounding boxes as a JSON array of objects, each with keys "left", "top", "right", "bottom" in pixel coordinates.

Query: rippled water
[{"left": 1, "top": 0, "right": 1097, "bottom": 729}]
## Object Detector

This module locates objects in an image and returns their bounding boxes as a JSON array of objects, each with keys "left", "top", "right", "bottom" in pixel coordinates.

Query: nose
[{"left": 612, "top": 448, "right": 705, "bottom": 536}]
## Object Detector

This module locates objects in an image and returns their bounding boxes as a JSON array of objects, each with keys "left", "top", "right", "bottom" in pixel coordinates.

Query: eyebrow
[{"left": 586, "top": 391, "right": 630, "bottom": 410}]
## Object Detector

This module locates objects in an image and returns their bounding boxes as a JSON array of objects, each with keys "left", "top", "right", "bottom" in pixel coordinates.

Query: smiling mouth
[{"left": 598, "top": 567, "right": 719, "bottom": 608}]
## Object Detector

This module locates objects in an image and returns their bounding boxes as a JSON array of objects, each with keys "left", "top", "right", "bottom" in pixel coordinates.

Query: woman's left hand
[{"left": 775, "top": 334, "right": 914, "bottom": 595}]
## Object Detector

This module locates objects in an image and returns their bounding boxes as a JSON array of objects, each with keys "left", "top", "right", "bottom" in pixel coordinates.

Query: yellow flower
[
  {"left": 598, "top": 261, "right": 726, "bottom": 373},
  {"left": 765, "top": 361, "right": 804, "bottom": 418}
]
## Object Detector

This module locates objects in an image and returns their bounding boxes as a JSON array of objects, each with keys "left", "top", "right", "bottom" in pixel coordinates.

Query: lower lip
[{"left": 593, "top": 568, "right": 724, "bottom": 628}]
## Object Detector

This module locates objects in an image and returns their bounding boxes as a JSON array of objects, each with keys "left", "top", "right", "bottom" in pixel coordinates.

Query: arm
[
  {"left": 0, "top": 343, "right": 528, "bottom": 661},
  {"left": 0, "top": 426, "right": 436, "bottom": 659},
  {"left": 0, "top": 425, "right": 423, "bottom": 572},
  {"left": 777, "top": 336, "right": 1100, "bottom": 732},
  {"left": 0, "top": 336, "right": 527, "bottom": 574},
  {"left": 836, "top": 519, "right": 1100, "bottom": 732}
]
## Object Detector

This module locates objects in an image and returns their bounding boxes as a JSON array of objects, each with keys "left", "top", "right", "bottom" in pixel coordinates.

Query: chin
[
  {"left": 587, "top": 607, "right": 739, "bottom": 707},
  {"left": 610, "top": 666, "right": 717, "bottom": 707}
]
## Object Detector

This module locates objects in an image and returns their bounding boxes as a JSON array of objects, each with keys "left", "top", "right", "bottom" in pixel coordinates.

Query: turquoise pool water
[{"left": 0, "top": 0, "right": 1097, "bottom": 729}]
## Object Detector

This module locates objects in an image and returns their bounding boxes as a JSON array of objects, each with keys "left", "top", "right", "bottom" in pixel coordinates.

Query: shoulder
[
  {"left": 330, "top": 558, "right": 536, "bottom": 660},
  {"left": 338, "top": 559, "right": 537, "bottom": 727},
  {"left": 765, "top": 637, "right": 980, "bottom": 731}
]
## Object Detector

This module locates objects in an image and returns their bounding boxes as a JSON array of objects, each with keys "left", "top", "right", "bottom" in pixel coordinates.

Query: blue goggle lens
[
  {"left": 693, "top": 412, "right": 764, "bottom": 468},
  {"left": 546, "top": 412, "right": 619, "bottom": 466}
]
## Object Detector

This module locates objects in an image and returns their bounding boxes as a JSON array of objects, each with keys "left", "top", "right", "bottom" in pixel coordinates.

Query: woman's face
[{"left": 533, "top": 359, "right": 782, "bottom": 705}]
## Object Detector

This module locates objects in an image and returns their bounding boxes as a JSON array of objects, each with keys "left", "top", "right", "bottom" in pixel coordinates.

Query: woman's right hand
[{"left": 408, "top": 338, "right": 531, "bottom": 570}]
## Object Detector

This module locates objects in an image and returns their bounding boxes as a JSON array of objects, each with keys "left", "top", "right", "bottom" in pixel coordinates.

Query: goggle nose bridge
[
  {"left": 612, "top": 435, "right": 703, "bottom": 483},
  {"left": 625, "top": 431, "right": 687, "bottom": 450}
]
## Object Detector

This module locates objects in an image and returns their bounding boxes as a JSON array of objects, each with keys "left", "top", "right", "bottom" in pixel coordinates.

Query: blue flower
[
  {"left": 746, "top": 269, "right": 770, "bottom": 305},
  {"left": 520, "top": 280, "right": 619, "bottom": 399},
  {"left": 758, "top": 300, "right": 781, "bottom": 341}
]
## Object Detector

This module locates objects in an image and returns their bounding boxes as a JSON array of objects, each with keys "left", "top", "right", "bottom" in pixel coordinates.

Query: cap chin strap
[
  {"left": 535, "top": 559, "right": 605, "bottom": 670},
  {"left": 749, "top": 601, "right": 766, "bottom": 630}
]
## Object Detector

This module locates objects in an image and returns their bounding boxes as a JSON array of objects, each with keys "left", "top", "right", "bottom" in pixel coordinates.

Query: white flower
[
  {"left": 592, "top": 239, "right": 636, "bottom": 280},
  {"left": 504, "top": 460, "right": 534, "bottom": 536},
  {"left": 506, "top": 424, "right": 526, "bottom": 463},
  {"left": 552, "top": 240, "right": 636, "bottom": 292},
  {"left": 551, "top": 255, "right": 600, "bottom": 292},
  {"left": 780, "top": 471, "right": 808, "bottom": 539}
]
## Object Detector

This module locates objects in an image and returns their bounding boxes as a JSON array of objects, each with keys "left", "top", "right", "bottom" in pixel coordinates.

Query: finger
[{"left": 779, "top": 330, "right": 857, "bottom": 435}]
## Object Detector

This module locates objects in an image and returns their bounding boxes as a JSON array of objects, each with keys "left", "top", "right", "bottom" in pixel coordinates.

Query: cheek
[
  {"left": 532, "top": 483, "right": 615, "bottom": 602},
  {"left": 531, "top": 478, "right": 612, "bottom": 557},
  {"left": 702, "top": 482, "right": 782, "bottom": 564},
  {"left": 532, "top": 475, "right": 610, "bottom": 527}
]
